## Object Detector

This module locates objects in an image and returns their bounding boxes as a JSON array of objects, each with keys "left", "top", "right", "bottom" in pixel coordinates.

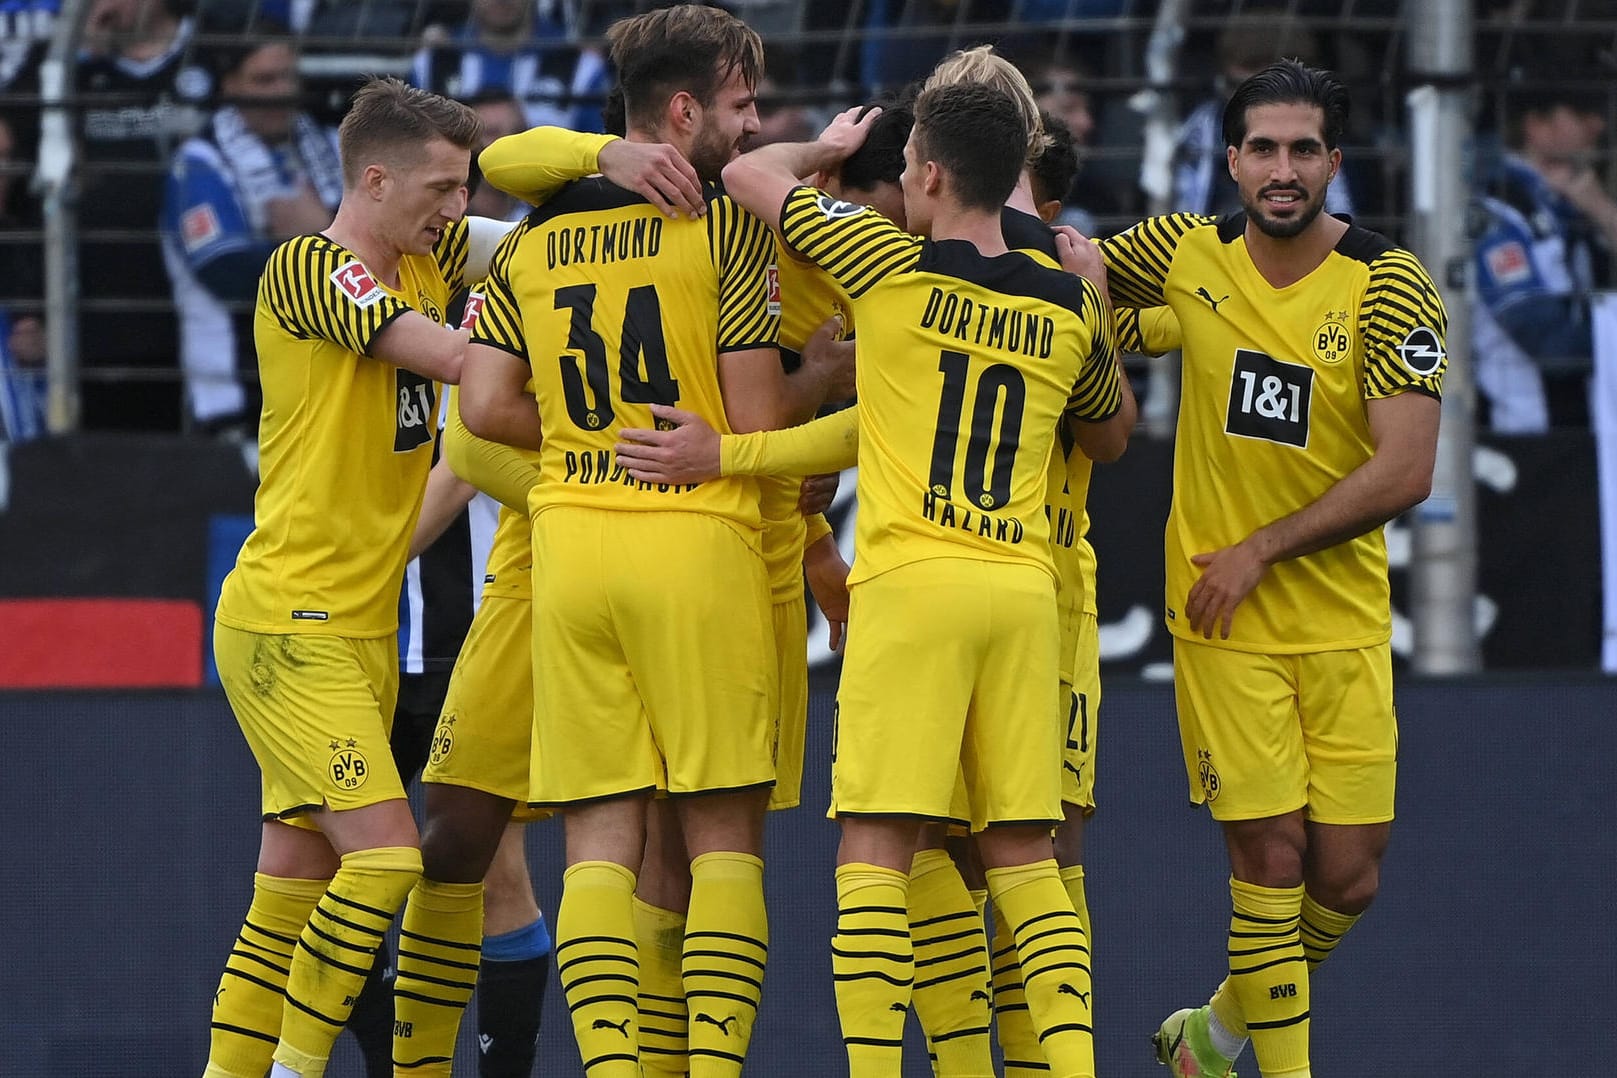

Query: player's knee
[{"left": 1308, "top": 859, "right": 1381, "bottom": 915}]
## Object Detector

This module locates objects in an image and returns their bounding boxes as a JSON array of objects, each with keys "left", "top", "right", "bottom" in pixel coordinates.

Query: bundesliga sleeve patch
[
  {"left": 460, "top": 292, "right": 486, "bottom": 330},
  {"left": 331, "top": 260, "right": 385, "bottom": 308},
  {"left": 765, "top": 264, "right": 782, "bottom": 317},
  {"left": 816, "top": 193, "right": 865, "bottom": 221},
  {"left": 179, "top": 203, "right": 221, "bottom": 253}
]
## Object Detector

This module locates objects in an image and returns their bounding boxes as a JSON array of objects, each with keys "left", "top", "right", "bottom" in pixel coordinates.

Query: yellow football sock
[
  {"left": 274, "top": 845, "right": 421, "bottom": 1078},
  {"left": 1058, "top": 865, "right": 1090, "bottom": 960},
  {"left": 908, "top": 850, "right": 993, "bottom": 1078},
  {"left": 833, "top": 863, "right": 912, "bottom": 1078},
  {"left": 392, "top": 878, "right": 484, "bottom": 1075},
  {"left": 1227, "top": 877, "right": 1309, "bottom": 1078},
  {"left": 205, "top": 873, "right": 325, "bottom": 1078},
  {"left": 989, "top": 896, "right": 1043, "bottom": 1076},
  {"left": 556, "top": 861, "right": 641, "bottom": 1078},
  {"left": 1208, "top": 888, "right": 1357, "bottom": 1047},
  {"left": 1299, "top": 890, "right": 1359, "bottom": 971},
  {"left": 968, "top": 888, "right": 988, "bottom": 923},
  {"left": 986, "top": 860, "right": 1093, "bottom": 1078},
  {"left": 634, "top": 896, "right": 689, "bottom": 1076},
  {"left": 684, "top": 852, "right": 768, "bottom": 1077}
]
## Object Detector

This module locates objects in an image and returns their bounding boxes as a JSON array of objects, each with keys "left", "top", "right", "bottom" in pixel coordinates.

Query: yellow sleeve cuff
[
  {"left": 719, "top": 407, "right": 860, "bottom": 477},
  {"left": 479, "top": 128, "right": 618, "bottom": 204}
]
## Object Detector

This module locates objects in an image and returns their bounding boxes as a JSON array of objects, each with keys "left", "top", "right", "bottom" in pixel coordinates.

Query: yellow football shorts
[
  {"left": 1172, "top": 638, "right": 1397, "bottom": 823},
  {"left": 832, "top": 558, "right": 1064, "bottom": 831},
  {"left": 528, "top": 507, "right": 777, "bottom": 805},
  {"left": 1061, "top": 612, "right": 1101, "bottom": 812},
  {"left": 767, "top": 594, "right": 809, "bottom": 811},
  {"left": 214, "top": 623, "right": 405, "bottom": 821},
  {"left": 424, "top": 594, "right": 549, "bottom": 822}
]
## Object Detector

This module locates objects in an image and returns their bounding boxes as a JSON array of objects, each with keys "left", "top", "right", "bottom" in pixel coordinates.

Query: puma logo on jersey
[
  {"left": 889, "top": 1002, "right": 909, "bottom": 1013},
  {"left": 1195, "top": 287, "right": 1229, "bottom": 313},
  {"left": 1057, "top": 984, "right": 1091, "bottom": 1007},
  {"left": 695, "top": 1013, "right": 739, "bottom": 1034},
  {"left": 591, "top": 1017, "right": 631, "bottom": 1037}
]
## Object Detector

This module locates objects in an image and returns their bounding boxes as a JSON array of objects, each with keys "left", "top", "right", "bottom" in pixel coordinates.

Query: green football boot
[{"left": 1152, "top": 1006, "right": 1238, "bottom": 1078}]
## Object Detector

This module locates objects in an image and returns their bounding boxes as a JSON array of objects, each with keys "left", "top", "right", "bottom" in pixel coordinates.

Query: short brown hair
[
  {"left": 913, "top": 82, "right": 1028, "bottom": 212},
  {"left": 606, "top": 4, "right": 764, "bottom": 133},
  {"left": 337, "top": 76, "right": 482, "bottom": 186}
]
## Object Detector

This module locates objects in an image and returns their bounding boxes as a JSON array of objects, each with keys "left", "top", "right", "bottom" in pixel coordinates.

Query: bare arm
[
  {"left": 408, "top": 456, "right": 477, "bottom": 560},
  {"left": 370, "top": 312, "right": 468, "bottom": 384},
  {"left": 459, "top": 343, "right": 543, "bottom": 451},
  {"left": 718, "top": 346, "right": 787, "bottom": 434},
  {"left": 1184, "top": 391, "right": 1440, "bottom": 639},
  {"left": 442, "top": 386, "right": 542, "bottom": 513},
  {"left": 721, "top": 107, "right": 881, "bottom": 228},
  {"left": 479, "top": 126, "right": 705, "bottom": 218}
]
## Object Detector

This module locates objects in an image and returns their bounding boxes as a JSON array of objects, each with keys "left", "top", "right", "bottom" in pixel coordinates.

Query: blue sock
[
  {"left": 478, "top": 917, "right": 551, "bottom": 1077},
  {"left": 482, "top": 915, "right": 551, "bottom": 962}
]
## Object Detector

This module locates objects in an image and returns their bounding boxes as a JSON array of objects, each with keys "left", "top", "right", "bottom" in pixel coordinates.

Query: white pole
[
  {"left": 1406, "top": 0, "right": 1481, "bottom": 673},
  {"left": 31, "top": 0, "right": 85, "bottom": 435}
]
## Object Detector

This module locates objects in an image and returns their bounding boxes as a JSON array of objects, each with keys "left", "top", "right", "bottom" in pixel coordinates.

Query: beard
[
  {"left": 688, "top": 124, "right": 738, "bottom": 184},
  {"left": 1243, "top": 183, "right": 1327, "bottom": 239}
]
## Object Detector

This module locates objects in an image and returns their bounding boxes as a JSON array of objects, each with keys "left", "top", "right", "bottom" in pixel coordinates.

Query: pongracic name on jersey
[
  {"left": 921, "top": 286, "right": 1056, "bottom": 359},
  {"left": 921, "top": 489, "right": 1026, "bottom": 545},
  {"left": 564, "top": 447, "right": 697, "bottom": 494},
  {"left": 546, "top": 217, "right": 664, "bottom": 270}
]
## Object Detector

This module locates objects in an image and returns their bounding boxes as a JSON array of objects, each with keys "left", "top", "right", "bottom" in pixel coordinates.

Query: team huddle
[{"left": 200, "top": 6, "right": 1449, "bottom": 1078}]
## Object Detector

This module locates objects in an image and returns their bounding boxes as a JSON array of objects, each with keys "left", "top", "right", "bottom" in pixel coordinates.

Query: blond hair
[
  {"left": 924, "top": 46, "right": 1047, "bottom": 165},
  {"left": 337, "top": 77, "right": 481, "bottom": 186}
]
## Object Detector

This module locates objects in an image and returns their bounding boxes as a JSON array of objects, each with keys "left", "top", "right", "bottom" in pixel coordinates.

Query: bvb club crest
[
  {"left": 1312, "top": 310, "right": 1351, "bottom": 365},
  {"left": 430, "top": 714, "right": 457, "bottom": 766},
  {"left": 1196, "top": 748, "right": 1221, "bottom": 802},
  {"left": 328, "top": 739, "right": 369, "bottom": 791}
]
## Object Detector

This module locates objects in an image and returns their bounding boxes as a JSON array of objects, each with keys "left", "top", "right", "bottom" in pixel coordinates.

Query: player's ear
[
  {"left": 1226, "top": 144, "right": 1238, "bottom": 181},
  {"left": 1037, "top": 197, "right": 1063, "bottom": 224},
  {"left": 668, "top": 90, "right": 699, "bottom": 137},
  {"left": 362, "top": 162, "right": 388, "bottom": 201},
  {"left": 923, "top": 159, "right": 942, "bottom": 198}
]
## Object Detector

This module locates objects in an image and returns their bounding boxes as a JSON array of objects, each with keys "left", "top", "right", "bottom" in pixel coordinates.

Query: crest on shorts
[
  {"left": 328, "top": 738, "right": 370, "bottom": 791},
  {"left": 430, "top": 714, "right": 456, "bottom": 766},
  {"left": 1196, "top": 748, "right": 1221, "bottom": 802}
]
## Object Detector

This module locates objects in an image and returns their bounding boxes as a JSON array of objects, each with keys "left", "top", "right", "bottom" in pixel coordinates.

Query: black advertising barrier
[{"left": 0, "top": 431, "right": 1601, "bottom": 672}]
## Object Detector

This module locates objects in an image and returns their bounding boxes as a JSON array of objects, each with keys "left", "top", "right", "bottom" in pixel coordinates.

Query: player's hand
[
  {"left": 801, "top": 315, "right": 856, "bottom": 403},
  {"left": 615, "top": 405, "right": 722, "bottom": 484},
  {"left": 1053, "top": 225, "right": 1108, "bottom": 295},
  {"left": 798, "top": 472, "right": 840, "bottom": 516},
  {"left": 817, "top": 105, "right": 881, "bottom": 164},
  {"left": 1184, "top": 541, "right": 1270, "bottom": 640},
  {"left": 803, "top": 532, "right": 851, "bottom": 652},
  {"left": 598, "top": 140, "right": 706, "bottom": 219}
]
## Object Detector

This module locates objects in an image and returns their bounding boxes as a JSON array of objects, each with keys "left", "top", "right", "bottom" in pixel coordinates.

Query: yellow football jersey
[
  {"left": 758, "top": 254, "right": 855, "bottom": 602},
  {"left": 1001, "top": 207, "right": 1103, "bottom": 620},
  {"left": 1102, "top": 212, "right": 1448, "bottom": 652},
  {"left": 780, "top": 186, "right": 1119, "bottom": 586},
  {"left": 217, "top": 222, "right": 470, "bottom": 637},
  {"left": 470, "top": 179, "right": 778, "bottom": 535}
]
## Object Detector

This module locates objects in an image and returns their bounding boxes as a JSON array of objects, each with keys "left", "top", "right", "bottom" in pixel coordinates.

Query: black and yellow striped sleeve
[
  {"left": 709, "top": 196, "right": 781, "bottom": 352},
  {"left": 1360, "top": 248, "right": 1448, "bottom": 401},
  {"left": 258, "top": 236, "right": 413, "bottom": 356},
  {"left": 1065, "top": 276, "right": 1122, "bottom": 421},
  {"left": 1099, "top": 213, "right": 1207, "bottom": 310},
  {"left": 433, "top": 217, "right": 471, "bottom": 292},
  {"left": 467, "top": 219, "right": 531, "bottom": 364},
  {"left": 778, "top": 185, "right": 921, "bottom": 299}
]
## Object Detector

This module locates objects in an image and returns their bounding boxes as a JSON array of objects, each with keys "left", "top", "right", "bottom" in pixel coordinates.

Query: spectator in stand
[
  {"left": 411, "top": 0, "right": 609, "bottom": 133},
  {"left": 159, "top": 21, "right": 342, "bottom": 441},
  {"left": 751, "top": 45, "right": 819, "bottom": 149},
  {"left": 1167, "top": 13, "right": 1355, "bottom": 220},
  {"left": 77, "top": 0, "right": 212, "bottom": 432},
  {"left": 1027, "top": 52, "right": 1139, "bottom": 234},
  {"left": 0, "top": 109, "right": 45, "bottom": 443},
  {"left": 1474, "top": 81, "right": 1617, "bottom": 432}
]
